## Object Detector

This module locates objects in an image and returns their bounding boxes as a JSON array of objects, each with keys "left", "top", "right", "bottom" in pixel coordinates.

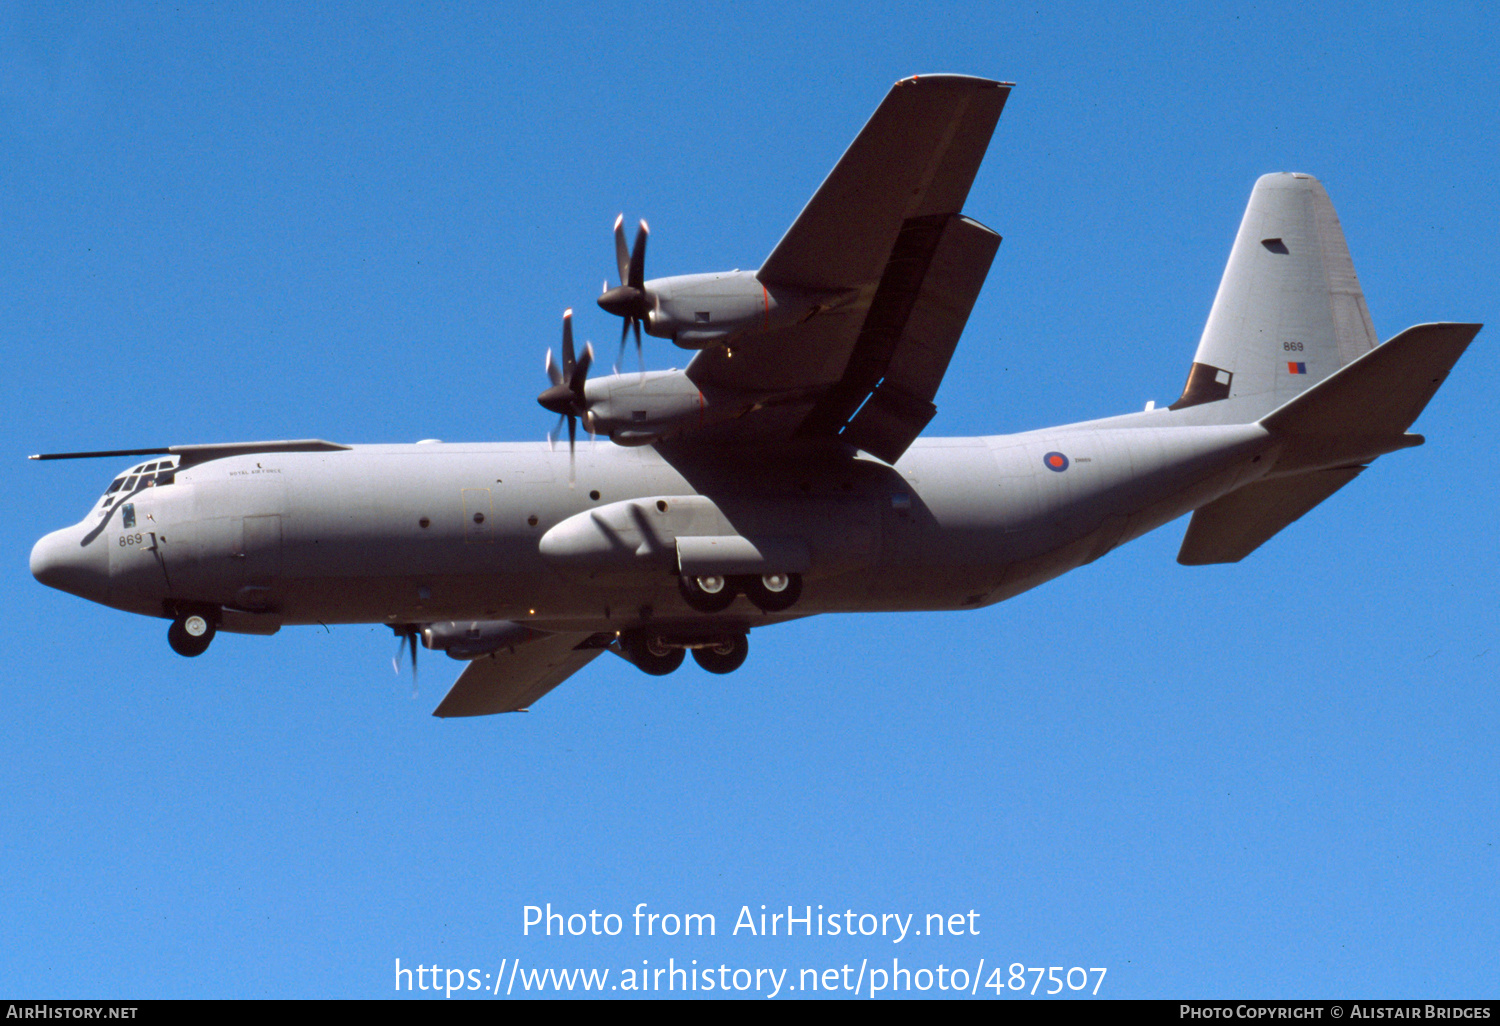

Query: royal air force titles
[{"left": 523, "top": 904, "right": 980, "bottom": 943}]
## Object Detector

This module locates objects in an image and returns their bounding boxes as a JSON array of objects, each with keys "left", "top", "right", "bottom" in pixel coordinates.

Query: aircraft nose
[{"left": 30, "top": 527, "right": 109, "bottom": 599}]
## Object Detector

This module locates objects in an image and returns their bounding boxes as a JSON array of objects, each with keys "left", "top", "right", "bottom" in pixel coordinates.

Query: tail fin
[{"left": 1171, "top": 173, "right": 1377, "bottom": 416}]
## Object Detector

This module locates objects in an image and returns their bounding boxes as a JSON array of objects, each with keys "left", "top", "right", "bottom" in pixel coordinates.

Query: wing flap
[
  {"left": 838, "top": 215, "right": 1001, "bottom": 462},
  {"left": 431, "top": 633, "right": 607, "bottom": 718},
  {"left": 758, "top": 75, "right": 1009, "bottom": 290}
]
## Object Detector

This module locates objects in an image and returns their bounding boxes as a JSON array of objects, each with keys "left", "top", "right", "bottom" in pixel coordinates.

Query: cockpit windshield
[{"left": 97, "top": 458, "right": 179, "bottom": 510}]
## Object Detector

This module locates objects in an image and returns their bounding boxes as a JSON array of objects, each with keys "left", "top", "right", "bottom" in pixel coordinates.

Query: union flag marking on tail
[{"left": 1287, "top": 362, "right": 1307, "bottom": 374}]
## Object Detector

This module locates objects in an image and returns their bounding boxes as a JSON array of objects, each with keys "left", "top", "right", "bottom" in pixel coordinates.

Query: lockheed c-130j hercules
[{"left": 30, "top": 75, "right": 1479, "bottom": 717}]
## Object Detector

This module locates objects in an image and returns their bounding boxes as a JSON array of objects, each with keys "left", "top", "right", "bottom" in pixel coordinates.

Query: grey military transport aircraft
[{"left": 30, "top": 75, "right": 1480, "bottom": 717}]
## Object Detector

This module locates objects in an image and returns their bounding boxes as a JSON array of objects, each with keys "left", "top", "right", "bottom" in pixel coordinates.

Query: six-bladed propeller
[
  {"left": 537, "top": 309, "right": 593, "bottom": 481},
  {"left": 597, "top": 214, "right": 650, "bottom": 372},
  {"left": 392, "top": 624, "right": 419, "bottom": 695}
]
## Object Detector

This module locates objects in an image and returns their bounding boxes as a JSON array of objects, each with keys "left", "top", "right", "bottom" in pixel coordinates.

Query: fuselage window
[{"left": 121, "top": 504, "right": 136, "bottom": 529}]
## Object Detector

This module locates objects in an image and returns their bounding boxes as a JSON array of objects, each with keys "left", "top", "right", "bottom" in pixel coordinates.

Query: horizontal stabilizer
[
  {"left": 432, "top": 632, "right": 605, "bottom": 717},
  {"left": 1261, "top": 322, "right": 1480, "bottom": 473},
  {"left": 1177, "top": 467, "right": 1363, "bottom": 565},
  {"left": 1262, "top": 322, "right": 1480, "bottom": 437}
]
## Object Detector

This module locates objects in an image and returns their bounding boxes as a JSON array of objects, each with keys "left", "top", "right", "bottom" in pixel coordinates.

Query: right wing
[{"left": 431, "top": 632, "right": 611, "bottom": 718}]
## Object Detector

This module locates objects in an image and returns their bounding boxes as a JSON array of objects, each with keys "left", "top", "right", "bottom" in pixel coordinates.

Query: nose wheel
[{"left": 168, "top": 611, "right": 217, "bottom": 657}]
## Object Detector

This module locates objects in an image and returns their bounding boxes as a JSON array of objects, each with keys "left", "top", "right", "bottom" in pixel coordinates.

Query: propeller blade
[
  {"left": 574, "top": 342, "right": 593, "bottom": 390},
  {"left": 566, "top": 413, "right": 577, "bottom": 485},
  {"left": 545, "top": 348, "right": 562, "bottom": 387},
  {"left": 391, "top": 626, "right": 419, "bottom": 688},
  {"left": 628, "top": 220, "right": 648, "bottom": 290},
  {"left": 613, "top": 214, "right": 630, "bottom": 287},
  {"left": 616, "top": 317, "right": 631, "bottom": 371},
  {"left": 561, "top": 309, "right": 575, "bottom": 376}
]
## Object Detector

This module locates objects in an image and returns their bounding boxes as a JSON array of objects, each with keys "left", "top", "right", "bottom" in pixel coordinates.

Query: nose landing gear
[{"left": 167, "top": 609, "right": 217, "bottom": 657}]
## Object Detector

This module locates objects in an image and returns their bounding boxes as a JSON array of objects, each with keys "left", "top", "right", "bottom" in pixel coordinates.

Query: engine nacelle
[
  {"left": 643, "top": 271, "right": 849, "bottom": 349},
  {"left": 580, "top": 370, "right": 763, "bottom": 446},
  {"left": 422, "top": 620, "right": 543, "bottom": 660}
]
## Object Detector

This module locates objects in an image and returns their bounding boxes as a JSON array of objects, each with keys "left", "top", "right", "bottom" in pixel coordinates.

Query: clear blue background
[{"left": 3, "top": 1, "right": 1496, "bottom": 999}]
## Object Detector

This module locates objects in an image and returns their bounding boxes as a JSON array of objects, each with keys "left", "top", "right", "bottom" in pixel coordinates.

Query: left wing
[
  {"left": 682, "top": 76, "right": 1008, "bottom": 461},
  {"left": 758, "top": 74, "right": 1008, "bottom": 291},
  {"left": 683, "top": 213, "right": 1000, "bottom": 460},
  {"left": 431, "top": 632, "right": 610, "bottom": 717}
]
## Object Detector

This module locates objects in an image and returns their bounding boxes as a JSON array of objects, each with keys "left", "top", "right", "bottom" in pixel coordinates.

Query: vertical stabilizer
[{"left": 1172, "top": 174, "right": 1377, "bottom": 414}]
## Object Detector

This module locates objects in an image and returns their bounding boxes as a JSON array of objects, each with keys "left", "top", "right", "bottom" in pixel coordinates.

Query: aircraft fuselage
[{"left": 32, "top": 415, "right": 1273, "bottom": 638}]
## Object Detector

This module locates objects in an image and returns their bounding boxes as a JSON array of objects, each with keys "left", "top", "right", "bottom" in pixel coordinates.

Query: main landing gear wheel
[
  {"left": 168, "top": 611, "right": 217, "bottom": 657},
  {"left": 739, "top": 572, "right": 802, "bottom": 612},
  {"left": 692, "top": 634, "right": 749, "bottom": 675},
  {"left": 622, "top": 631, "right": 686, "bottom": 676},
  {"left": 678, "top": 572, "right": 737, "bottom": 613}
]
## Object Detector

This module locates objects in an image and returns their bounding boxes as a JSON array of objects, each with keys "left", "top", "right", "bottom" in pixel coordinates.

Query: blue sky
[{"left": 3, "top": 1, "right": 1496, "bottom": 999}]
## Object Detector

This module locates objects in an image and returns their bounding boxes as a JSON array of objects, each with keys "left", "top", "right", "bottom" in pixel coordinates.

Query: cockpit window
[{"left": 97, "top": 458, "right": 178, "bottom": 510}]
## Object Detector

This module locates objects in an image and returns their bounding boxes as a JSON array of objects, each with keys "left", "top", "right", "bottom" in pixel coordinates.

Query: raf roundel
[{"left": 1043, "top": 451, "right": 1070, "bottom": 472}]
